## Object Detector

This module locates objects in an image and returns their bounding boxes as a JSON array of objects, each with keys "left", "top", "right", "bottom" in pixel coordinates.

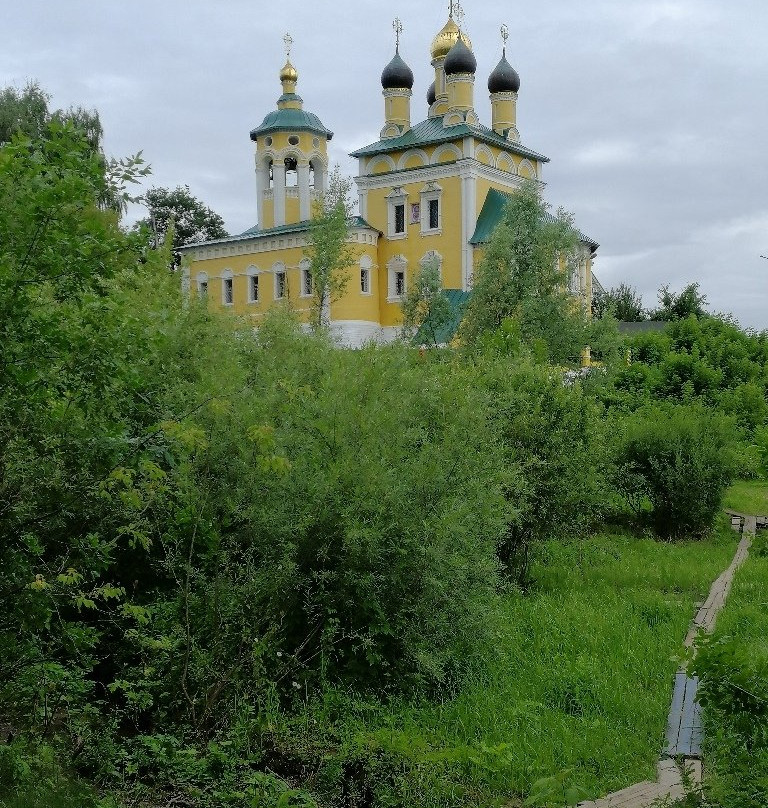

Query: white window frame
[
  {"left": 386, "top": 187, "right": 408, "bottom": 240},
  {"left": 387, "top": 255, "right": 407, "bottom": 302},
  {"left": 360, "top": 255, "right": 373, "bottom": 295},
  {"left": 420, "top": 182, "right": 443, "bottom": 235},
  {"left": 300, "top": 260, "right": 313, "bottom": 297},
  {"left": 247, "top": 266, "right": 260, "bottom": 303},
  {"left": 273, "top": 263, "right": 287, "bottom": 300},
  {"left": 196, "top": 272, "right": 209, "bottom": 299},
  {"left": 221, "top": 269, "right": 234, "bottom": 306}
]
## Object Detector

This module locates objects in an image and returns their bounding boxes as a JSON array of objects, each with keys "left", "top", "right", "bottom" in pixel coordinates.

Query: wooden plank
[
  {"left": 665, "top": 671, "right": 687, "bottom": 753},
  {"left": 676, "top": 675, "right": 699, "bottom": 755}
]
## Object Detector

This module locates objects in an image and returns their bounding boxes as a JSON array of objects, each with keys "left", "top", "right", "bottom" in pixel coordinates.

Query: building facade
[{"left": 179, "top": 11, "right": 597, "bottom": 347}]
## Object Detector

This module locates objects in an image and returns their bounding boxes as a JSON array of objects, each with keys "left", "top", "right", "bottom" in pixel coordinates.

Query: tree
[
  {"left": 0, "top": 82, "right": 126, "bottom": 212},
  {"left": 460, "top": 182, "right": 589, "bottom": 364},
  {"left": 400, "top": 257, "right": 454, "bottom": 346},
  {"left": 593, "top": 282, "right": 645, "bottom": 321},
  {"left": 650, "top": 282, "right": 708, "bottom": 321},
  {"left": 135, "top": 185, "right": 228, "bottom": 253},
  {"left": 303, "top": 167, "right": 355, "bottom": 330}
]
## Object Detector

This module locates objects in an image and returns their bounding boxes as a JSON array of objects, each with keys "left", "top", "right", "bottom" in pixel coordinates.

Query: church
[{"left": 179, "top": 7, "right": 598, "bottom": 347}]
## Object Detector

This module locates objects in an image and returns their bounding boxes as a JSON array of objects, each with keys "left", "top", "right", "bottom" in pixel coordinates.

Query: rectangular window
[
  {"left": 275, "top": 271, "right": 286, "bottom": 299},
  {"left": 429, "top": 199, "right": 439, "bottom": 230},
  {"left": 361, "top": 268, "right": 370, "bottom": 294},
  {"left": 198, "top": 281, "right": 208, "bottom": 298},
  {"left": 302, "top": 268, "right": 313, "bottom": 296},
  {"left": 394, "top": 204, "right": 405, "bottom": 234},
  {"left": 395, "top": 271, "right": 405, "bottom": 297},
  {"left": 249, "top": 274, "right": 259, "bottom": 302},
  {"left": 223, "top": 277, "right": 233, "bottom": 304}
]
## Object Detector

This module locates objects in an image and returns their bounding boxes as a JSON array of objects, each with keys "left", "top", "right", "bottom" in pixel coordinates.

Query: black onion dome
[
  {"left": 427, "top": 81, "right": 436, "bottom": 105},
  {"left": 381, "top": 50, "right": 415, "bottom": 89},
  {"left": 444, "top": 36, "right": 477, "bottom": 75},
  {"left": 488, "top": 51, "right": 520, "bottom": 93}
]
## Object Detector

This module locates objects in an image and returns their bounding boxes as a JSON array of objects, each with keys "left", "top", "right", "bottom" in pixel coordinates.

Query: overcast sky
[{"left": 2, "top": 0, "right": 766, "bottom": 328}]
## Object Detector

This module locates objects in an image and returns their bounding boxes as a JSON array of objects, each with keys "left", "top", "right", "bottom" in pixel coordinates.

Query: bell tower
[{"left": 249, "top": 34, "right": 334, "bottom": 228}]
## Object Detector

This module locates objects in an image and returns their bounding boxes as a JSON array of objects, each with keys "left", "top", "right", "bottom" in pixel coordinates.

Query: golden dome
[
  {"left": 430, "top": 18, "right": 472, "bottom": 60},
  {"left": 280, "top": 60, "right": 298, "bottom": 82}
]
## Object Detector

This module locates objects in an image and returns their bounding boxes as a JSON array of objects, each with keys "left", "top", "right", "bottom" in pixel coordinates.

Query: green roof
[
  {"left": 413, "top": 289, "right": 472, "bottom": 346},
  {"left": 469, "top": 187, "right": 599, "bottom": 249},
  {"left": 178, "top": 217, "right": 379, "bottom": 251},
  {"left": 350, "top": 117, "right": 548, "bottom": 163},
  {"left": 250, "top": 107, "right": 333, "bottom": 141}
]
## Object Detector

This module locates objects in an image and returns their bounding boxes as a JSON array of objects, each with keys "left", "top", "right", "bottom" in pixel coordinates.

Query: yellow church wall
[
  {"left": 186, "top": 239, "right": 382, "bottom": 327},
  {"left": 260, "top": 202, "right": 275, "bottom": 230},
  {"left": 285, "top": 196, "right": 300, "bottom": 223},
  {"left": 364, "top": 173, "right": 464, "bottom": 327}
]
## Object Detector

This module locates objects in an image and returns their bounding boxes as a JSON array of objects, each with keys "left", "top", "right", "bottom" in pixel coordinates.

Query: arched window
[
  {"left": 221, "top": 268, "right": 234, "bottom": 305},
  {"left": 285, "top": 156, "right": 298, "bottom": 188}
]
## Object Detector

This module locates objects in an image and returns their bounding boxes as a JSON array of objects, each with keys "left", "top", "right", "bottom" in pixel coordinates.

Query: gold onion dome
[
  {"left": 280, "top": 60, "right": 298, "bottom": 82},
  {"left": 430, "top": 18, "right": 472, "bottom": 60}
]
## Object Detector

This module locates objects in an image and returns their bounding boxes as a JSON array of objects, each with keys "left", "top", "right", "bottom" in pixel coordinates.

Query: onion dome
[
  {"left": 488, "top": 51, "right": 520, "bottom": 93},
  {"left": 280, "top": 60, "right": 298, "bottom": 82},
  {"left": 430, "top": 18, "right": 472, "bottom": 60},
  {"left": 427, "top": 81, "right": 436, "bottom": 105},
  {"left": 381, "top": 49, "right": 414, "bottom": 90},
  {"left": 444, "top": 36, "right": 477, "bottom": 75}
]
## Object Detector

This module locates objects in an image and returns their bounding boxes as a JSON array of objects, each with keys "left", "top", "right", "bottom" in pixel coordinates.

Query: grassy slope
[
  {"left": 696, "top": 480, "right": 768, "bottom": 807},
  {"left": 723, "top": 479, "right": 768, "bottom": 516},
  {"left": 307, "top": 527, "right": 737, "bottom": 807}
]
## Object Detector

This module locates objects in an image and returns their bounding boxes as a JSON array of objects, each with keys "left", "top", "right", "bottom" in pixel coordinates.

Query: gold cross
[
  {"left": 283, "top": 32, "right": 293, "bottom": 59},
  {"left": 393, "top": 17, "right": 403, "bottom": 49},
  {"left": 454, "top": 1, "right": 465, "bottom": 32}
]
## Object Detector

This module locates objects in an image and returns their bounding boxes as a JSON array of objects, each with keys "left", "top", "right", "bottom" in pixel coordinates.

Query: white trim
[
  {"left": 300, "top": 258, "right": 313, "bottom": 297},
  {"left": 431, "top": 143, "right": 462, "bottom": 164},
  {"left": 396, "top": 148, "right": 430, "bottom": 171},
  {"left": 368, "top": 155, "right": 397, "bottom": 174},
  {"left": 419, "top": 181, "right": 443, "bottom": 236},
  {"left": 386, "top": 254, "right": 407, "bottom": 302},
  {"left": 246, "top": 265, "right": 261, "bottom": 304},
  {"left": 272, "top": 261, "right": 287, "bottom": 300},
  {"left": 354, "top": 157, "right": 544, "bottom": 194},
  {"left": 386, "top": 187, "right": 408, "bottom": 239},
  {"left": 221, "top": 268, "right": 234, "bottom": 306}
]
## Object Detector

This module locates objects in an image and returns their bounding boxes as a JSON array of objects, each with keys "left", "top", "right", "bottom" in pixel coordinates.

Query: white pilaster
[
  {"left": 298, "top": 161, "right": 311, "bottom": 221},
  {"left": 273, "top": 161, "right": 287, "bottom": 226}
]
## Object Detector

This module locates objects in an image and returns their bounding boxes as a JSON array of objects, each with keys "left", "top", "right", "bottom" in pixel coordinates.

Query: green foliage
[
  {"left": 686, "top": 540, "right": 768, "bottom": 808},
  {"left": 593, "top": 282, "right": 645, "bottom": 322},
  {"left": 460, "top": 182, "right": 589, "bottom": 365},
  {"left": 478, "top": 356, "right": 608, "bottom": 582},
  {"left": 650, "top": 283, "right": 708, "bottom": 321},
  {"left": 613, "top": 404, "right": 737, "bottom": 536},
  {"left": 304, "top": 167, "right": 355, "bottom": 330},
  {"left": 400, "top": 258, "right": 454, "bottom": 346},
  {"left": 134, "top": 184, "right": 228, "bottom": 251}
]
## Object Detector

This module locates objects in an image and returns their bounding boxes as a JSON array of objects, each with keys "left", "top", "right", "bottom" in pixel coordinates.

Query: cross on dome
[
  {"left": 393, "top": 17, "right": 403, "bottom": 50},
  {"left": 283, "top": 32, "right": 293, "bottom": 59}
]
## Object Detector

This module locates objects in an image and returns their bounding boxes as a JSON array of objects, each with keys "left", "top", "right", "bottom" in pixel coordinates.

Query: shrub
[
  {"left": 613, "top": 404, "right": 737, "bottom": 537},
  {"left": 477, "top": 356, "right": 608, "bottom": 582}
]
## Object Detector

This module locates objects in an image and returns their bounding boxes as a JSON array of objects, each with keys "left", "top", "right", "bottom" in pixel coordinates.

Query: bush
[
  {"left": 477, "top": 355, "right": 608, "bottom": 583},
  {"left": 613, "top": 404, "right": 736, "bottom": 537}
]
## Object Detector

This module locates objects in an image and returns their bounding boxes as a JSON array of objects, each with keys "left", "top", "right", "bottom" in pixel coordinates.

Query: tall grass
[{"left": 284, "top": 525, "right": 737, "bottom": 806}]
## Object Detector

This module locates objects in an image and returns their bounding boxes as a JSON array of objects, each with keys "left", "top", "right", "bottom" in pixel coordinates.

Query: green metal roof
[
  {"left": 350, "top": 117, "right": 548, "bottom": 163},
  {"left": 178, "top": 217, "right": 379, "bottom": 251},
  {"left": 413, "top": 289, "right": 472, "bottom": 346},
  {"left": 469, "top": 187, "right": 599, "bottom": 249},
  {"left": 250, "top": 107, "right": 333, "bottom": 141}
]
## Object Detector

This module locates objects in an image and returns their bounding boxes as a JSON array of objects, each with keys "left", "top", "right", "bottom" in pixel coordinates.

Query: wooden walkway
[{"left": 577, "top": 513, "right": 757, "bottom": 808}]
